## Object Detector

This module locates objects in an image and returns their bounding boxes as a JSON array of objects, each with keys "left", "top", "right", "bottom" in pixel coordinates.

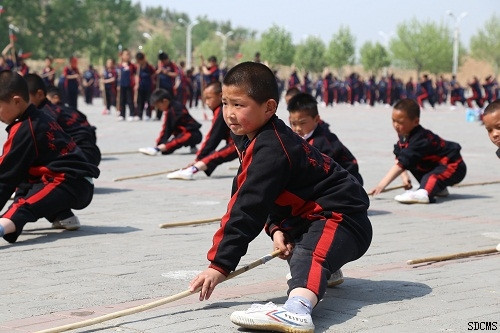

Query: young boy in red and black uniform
[
  {"left": 26, "top": 74, "right": 101, "bottom": 166},
  {"left": 156, "top": 52, "right": 179, "bottom": 115},
  {"left": 201, "top": 56, "right": 220, "bottom": 84},
  {"left": 139, "top": 89, "right": 202, "bottom": 156},
  {"left": 135, "top": 52, "right": 155, "bottom": 120},
  {"left": 466, "top": 76, "right": 484, "bottom": 108},
  {"left": 288, "top": 92, "right": 364, "bottom": 185},
  {"left": 370, "top": 98, "right": 466, "bottom": 204},
  {"left": 117, "top": 49, "right": 137, "bottom": 121},
  {"left": 0, "top": 70, "right": 99, "bottom": 243},
  {"left": 482, "top": 100, "right": 500, "bottom": 159},
  {"left": 62, "top": 56, "right": 80, "bottom": 109},
  {"left": 102, "top": 58, "right": 117, "bottom": 115},
  {"left": 189, "top": 62, "right": 372, "bottom": 333},
  {"left": 167, "top": 82, "right": 238, "bottom": 180}
]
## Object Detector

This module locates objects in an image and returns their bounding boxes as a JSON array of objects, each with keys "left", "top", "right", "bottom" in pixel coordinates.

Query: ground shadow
[
  {"left": 79, "top": 277, "right": 431, "bottom": 333},
  {"left": 367, "top": 209, "right": 392, "bottom": 216},
  {"left": 0, "top": 225, "right": 140, "bottom": 249},
  {"left": 93, "top": 187, "right": 132, "bottom": 195},
  {"left": 435, "top": 193, "right": 490, "bottom": 204}
]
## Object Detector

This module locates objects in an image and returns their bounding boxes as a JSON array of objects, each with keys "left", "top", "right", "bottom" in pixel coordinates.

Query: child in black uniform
[
  {"left": 0, "top": 70, "right": 99, "bottom": 243},
  {"left": 26, "top": 74, "right": 101, "bottom": 166},
  {"left": 288, "top": 92, "right": 363, "bottom": 185},
  {"left": 166, "top": 82, "right": 237, "bottom": 180},
  {"left": 189, "top": 62, "right": 372, "bottom": 333},
  {"left": 139, "top": 89, "right": 202, "bottom": 156},
  {"left": 482, "top": 100, "right": 500, "bottom": 158},
  {"left": 370, "top": 98, "right": 466, "bottom": 203}
]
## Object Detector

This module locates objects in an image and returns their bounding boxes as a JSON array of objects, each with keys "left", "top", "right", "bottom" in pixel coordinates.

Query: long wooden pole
[
  {"left": 159, "top": 217, "right": 221, "bottom": 229},
  {"left": 407, "top": 244, "right": 500, "bottom": 265},
  {"left": 35, "top": 250, "right": 281, "bottom": 333},
  {"left": 453, "top": 180, "right": 500, "bottom": 188},
  {"left": 113, "top": 169, "right": 177, "bottom": 182}
]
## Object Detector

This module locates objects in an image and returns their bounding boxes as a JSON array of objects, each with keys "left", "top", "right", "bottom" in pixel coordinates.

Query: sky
[{"left": 135, "top": 0, "right": 497, "bottom": 49}]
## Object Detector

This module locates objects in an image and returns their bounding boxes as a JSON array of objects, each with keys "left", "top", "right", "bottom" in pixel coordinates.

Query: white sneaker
[
  {"left": 144, "top": 116, "right": 151, "bottom": 121},
  {"left": 167, "top": 168, "right": 194, "bottom": 180},
  {"left": 52, "top": 216, "right": 80, "bottom": 230},
  {"left": 435, "top": 188, "right": 449, "bottom": 197},
  {"left": 133, "top": 116, "right": 141, "bottom": 121},
  {"left": 117, "top": 116, "right": 125, "bottom": 121},
  {"left": 127, "top": 116, "right": 134, "bottom": 122},
  {"left": 394, "top": 189, "right": 429, "bottom": 204},
  {"left": 230, "top": 302, "right": 314, "bottom": 333},
  {"left": 138, "top": 147, "right": 159, "bottom": 156},
  {"left": 286, "top": 269, "right": 344, "bottom": 288}
]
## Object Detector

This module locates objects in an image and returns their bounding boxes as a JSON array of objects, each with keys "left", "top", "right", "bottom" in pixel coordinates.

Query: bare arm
[{"left": 369, "top": 163, "right": 405, "bottom": 195}]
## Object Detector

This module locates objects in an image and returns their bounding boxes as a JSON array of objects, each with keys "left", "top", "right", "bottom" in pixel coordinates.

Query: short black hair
[
  {"left": 47, "top": 86, "right": 61, "bottom": 98},
  {"left": 25, "top": 73, "right": 47, "bottom": 96},
  {"left": 205, "top": 81, "right": 222, "bottom": 94},
  {"left": 150, "top": 88, "right": 172, "bottom": 105},
  {"left": 285, "top": 87, "right": 301, "bottom": 99},
  {"left": 287, "top": 93, "right": 318, "bottom": 117},
  {"left": 158, "top": 52, "right": 169, "bottom": 61},
  {"left": 0, "top": 70, "right": 29, "bottom": 102},
  {"left": 208, "top": 56, "right": 217, "bottom": 63},
  {"left": 222, "top": 61, "right": 279, "bottom": 105},
  {"left": 393, "top": 98, "right": 420, "bottom": 119},
  {"left": 136, "top": 52, "right": 145, "bottom": 61},
  {"left": 483, "top": 99, "right": 500, "bottom": 115}
]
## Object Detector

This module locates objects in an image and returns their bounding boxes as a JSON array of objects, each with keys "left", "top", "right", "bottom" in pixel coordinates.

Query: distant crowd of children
[{"left": 1, "top": 43, "right": 499, "bottom": 333}]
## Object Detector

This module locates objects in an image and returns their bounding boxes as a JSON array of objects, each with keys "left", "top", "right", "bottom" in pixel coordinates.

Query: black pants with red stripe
[
  {"left": 198, "top": 146, "right": 238, "bottom": 176},
  {"left": 162, "top": 130, "right": 202, "bottom": 154},
  {"left": 2, "top": 177, "right": 94, "bottom": 243},
  {"left": 287, "top": 212, "right": 372, "bottom": 300},
  {"left": 413, "top": 159, "right": 467, "bottom": 197}
]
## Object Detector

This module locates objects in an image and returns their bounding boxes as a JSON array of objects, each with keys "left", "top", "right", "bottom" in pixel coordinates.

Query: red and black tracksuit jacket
[
  {"left": 38, "top": 99, "right": 101, "bottom": 166},
  {"left": 394, "top": 125, "right": 466, "bottom": 196},
  {"left": 0, "top": 105, "right": 99, "bottom": 240},
  {"left": 156, "top": 100, "right": 202, "bottom": 153},
  {"left": 307, "top": 122, "right": 363, "bottom": 185},
  {"left": 207, "top": 115, "right": 372, "bottom": 299},
  {"left": 195, "top": 104, "right": 237, "bottom": 176}
]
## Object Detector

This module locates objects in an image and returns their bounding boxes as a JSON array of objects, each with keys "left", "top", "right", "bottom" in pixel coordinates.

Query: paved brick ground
[{"left": 1, "top": 97, "right": 499, "bottom": 333}]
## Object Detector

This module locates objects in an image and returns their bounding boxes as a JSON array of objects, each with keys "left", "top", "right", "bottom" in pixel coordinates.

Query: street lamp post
[
  {"left": 178, "top": 19, "right": 199, "bottom": 69},
  {"left": 216, "top": 30, "right": 233, "bottom": 67},
  {"left": 447, "top": 11, "right": 467, "bottom": 76}
]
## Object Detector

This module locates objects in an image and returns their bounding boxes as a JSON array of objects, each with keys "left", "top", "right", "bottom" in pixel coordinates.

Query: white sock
[{"left": 283, "top": 296, "right": 312, "bottom": 315}]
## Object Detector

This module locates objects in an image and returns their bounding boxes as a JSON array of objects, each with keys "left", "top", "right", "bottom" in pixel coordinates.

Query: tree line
[{"left": 1, "top": 1, "right": 498, "bottom": 76}]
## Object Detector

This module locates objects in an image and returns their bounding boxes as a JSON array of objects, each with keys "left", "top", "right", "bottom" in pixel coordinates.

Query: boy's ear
[
  {"left": 265, "top": 99, "right": 278, "bottom": 116},
  {"left": 314, "top": 115, "right": 321, "bottom": 123}
]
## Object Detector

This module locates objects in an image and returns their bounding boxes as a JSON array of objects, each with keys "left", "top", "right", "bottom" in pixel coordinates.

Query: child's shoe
[
  {"left": 52, "top": 216, "right": 80, "bottom": 230},
  {"left": 286, "top": 269, "right": 343, "bottom": 287},
  {"left": 138, "top": 147, "right": 159, "bottom": 156},
  {"left": 189, "top": 146, "right": 198, "bottom": 154},
  {"left": 230, "top": 302, "right": 314, "bottom": 333},
  {"left": 167, "top": 168, "right": 194, "bottom": 180},
  {"left": 394, "top": 189, "right": 429, "bottom": 204}
]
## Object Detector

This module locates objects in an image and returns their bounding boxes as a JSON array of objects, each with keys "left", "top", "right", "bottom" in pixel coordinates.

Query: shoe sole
[
  {"left": 395, "top": 200, "right": 429, "bottom": 204},
  {"left": 231, "top": 315, "right": 314, "bottom": 333},
  {"left": 327, "top": 278, "right": 344, "bottom": 287}
]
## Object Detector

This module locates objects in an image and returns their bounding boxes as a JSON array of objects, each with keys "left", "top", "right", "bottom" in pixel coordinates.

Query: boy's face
[
  {"left": 47, "top": 94, "right": 61, "bottom": 105},
  {"left": 392, "top": 109, "right": 419, "bottom": 137},
  {"left": 0, "top": 96, "right": 25, "bottom": 125},
  {"left": 222, "top": 84, "right": 277, "bottom": 140},
  {"left": 483, "top": 110, "right": 500, "bottom": 148},
  {"left": 29, "top": 89, "right": 46, "bottom": 108},
  {"left": 289, "top": 111, "right": 320, "bottom": 138},
  {"left": 204, "top": 86, "right": 222, "bottom": 111},
  {"left": 154, "top": 99, "right": 170, "bottom": 111}
]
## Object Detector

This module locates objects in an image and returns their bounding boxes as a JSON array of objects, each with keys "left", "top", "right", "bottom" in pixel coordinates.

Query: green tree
[
  {"left": 238, "top": 39, "right": 262, "bottom": 62},
  {"left": 470, "top": 14, "right": 500, "bottom": 75},
  {"left": 325, "top": 26, "right": 356, "bottom": 76},
  {"left": 359, "top": 42, "right": 391, "bottom": 75},
  {"left": 390, "top": 18, "right": 454, "bottom": 77},
  {"left": 142, "top": 33, "right": 176, "bottom": 65},
  {"left": 294, "top": 36, "right": 326, "bottom": 73},
  {"left": 84, "top": 0, "right": 139, "bottom": 65},
  {"left": 194, "top": 35, "right": 223, "bottom": 67},
  {"left": 260, "top": 24, "right": 295, "bottom": 66}
]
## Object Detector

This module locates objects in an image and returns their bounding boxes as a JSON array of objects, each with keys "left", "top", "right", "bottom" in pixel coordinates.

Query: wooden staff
[
  {"left": 35, "top": 250, "right": 281, "bottom": 333},
  {"left": 407, "top": 244, "right": 500, "bottom": 265},
  {"left": 113, "top": 169, "right": 177, "bottom": 182},
  {"left": 159, "top": 217, "right": 221, "bottom": 229},
  {"left": 453, "top": 180, "right": 500, "bottom": 188},
  {"left": 101, "top": 150, "right": 138, "bottom": 156}
]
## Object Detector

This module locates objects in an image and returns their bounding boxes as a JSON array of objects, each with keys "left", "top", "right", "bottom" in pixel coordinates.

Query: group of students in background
[{"left": 288, "top": 70, "right": 499, "bottom": 110}]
